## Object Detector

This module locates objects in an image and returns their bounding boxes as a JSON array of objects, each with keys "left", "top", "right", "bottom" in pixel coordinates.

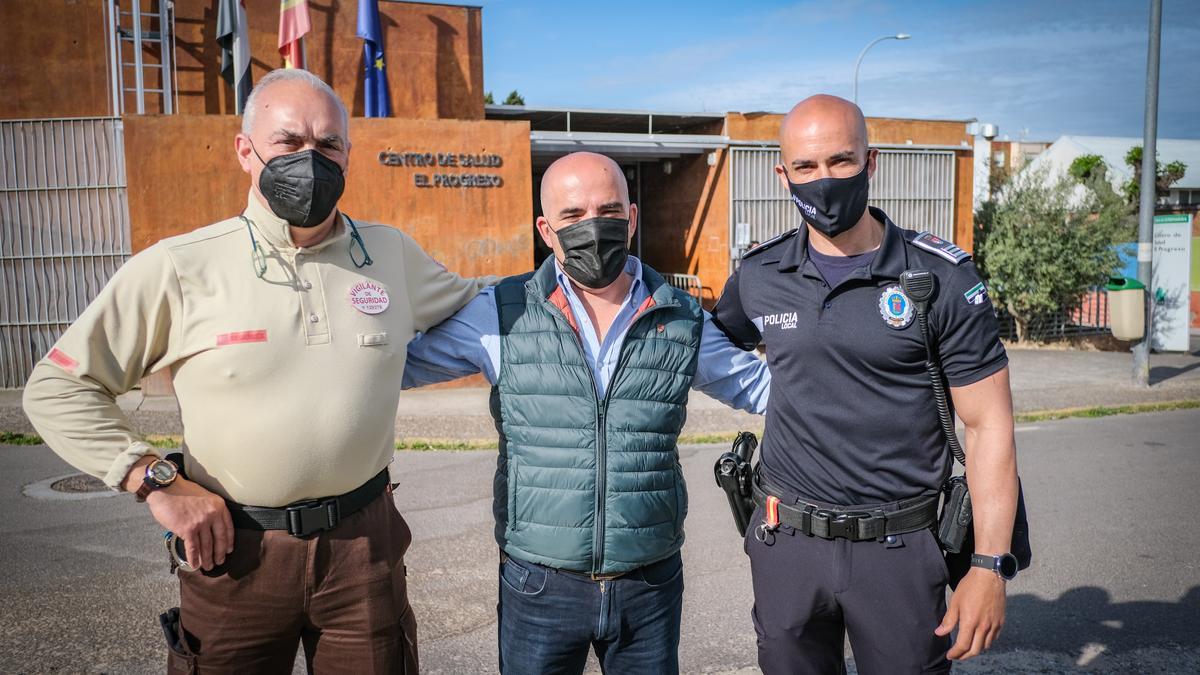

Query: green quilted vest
[{"left": 490, "top": 258, "right": 701, "bottom": 574}]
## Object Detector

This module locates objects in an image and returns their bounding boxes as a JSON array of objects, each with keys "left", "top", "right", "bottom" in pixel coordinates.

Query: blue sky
[{"left": 475, "top": 0, "right": 1200, "bottom": 141}]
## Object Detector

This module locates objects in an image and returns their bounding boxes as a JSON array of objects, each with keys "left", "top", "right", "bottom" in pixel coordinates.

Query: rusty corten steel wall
[
  {"left": 122, "top": 115, "right": 532, "bottom": 279},
  {"left": 0, "top": 2, "right": 112, "bottom": 119},
  {"left": 0, "top": 1, "right": 484, "bottom": 122}
]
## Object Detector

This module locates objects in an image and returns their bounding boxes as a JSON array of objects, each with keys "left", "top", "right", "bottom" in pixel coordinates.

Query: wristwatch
[
  {"left": 134, "top": 458, "right": 179, "bottom": 502},
  {"left": 970, "top": 552, "right": 1019, "bottom": 581}
]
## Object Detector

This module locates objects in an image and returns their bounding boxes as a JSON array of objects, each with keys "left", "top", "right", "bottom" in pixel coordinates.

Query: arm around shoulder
[{"left": 401, "top": 232, "right": 500, "bottom": 332}]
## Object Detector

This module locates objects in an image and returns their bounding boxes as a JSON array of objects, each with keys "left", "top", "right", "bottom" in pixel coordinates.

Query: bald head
[
  {"left": 535, "top": 152, "right": 637, "bottom": 279},
  {"left": 777, "top": 94, "right": 875, "bottom": 185},
  {"left": 540, "top": 152, "right": 630, "bottom": 219}
]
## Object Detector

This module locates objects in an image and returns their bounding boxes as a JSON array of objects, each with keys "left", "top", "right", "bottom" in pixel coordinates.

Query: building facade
[{"left": 1, "top": 0, "right": 977, "bottom": 388}]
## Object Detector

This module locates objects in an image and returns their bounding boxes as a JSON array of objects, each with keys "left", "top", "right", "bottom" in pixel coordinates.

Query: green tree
[
  {"left": 1068, "top": 154, "right": 1107, "bottom": 182},
  {"left": 502, "top": 90, "right": 525, "bottom": 106},
  {"left": 484, "top": 91, "right": 495, "bottom": 104},
  {"left": 1065, "top": 154, "right": 1137, "bottom": 242},
  {"left": 974, "top": 167, "right": 1126, "bottom": 343},
  {"left": 1121, "top": 145, "right": 1188, "bottom": 203}
]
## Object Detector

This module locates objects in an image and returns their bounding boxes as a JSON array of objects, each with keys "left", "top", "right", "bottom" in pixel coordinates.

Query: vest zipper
[
  {"left": 542, "top": 293, "right": 679, "bottom": 576},
  {"left": 592, "top": 301, "right": 678, "bottom": 574}
]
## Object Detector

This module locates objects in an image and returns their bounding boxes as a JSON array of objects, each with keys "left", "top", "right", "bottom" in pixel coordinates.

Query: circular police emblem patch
[{"left": 878, "top": 285, "right": 914, "bottom": 329}]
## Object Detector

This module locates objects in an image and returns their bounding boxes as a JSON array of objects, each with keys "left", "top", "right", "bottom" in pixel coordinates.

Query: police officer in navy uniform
[{"left": 713, "top": 95, "right": 1020, "bottom": 673}]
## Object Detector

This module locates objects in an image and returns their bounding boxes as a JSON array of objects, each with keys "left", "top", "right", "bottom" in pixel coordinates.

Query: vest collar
[
  {"left": 528, "top": 256, "right": 681, "bottom": 334},
  {"left": 529, "top": 257, "right": 680, "bottom": 306}
]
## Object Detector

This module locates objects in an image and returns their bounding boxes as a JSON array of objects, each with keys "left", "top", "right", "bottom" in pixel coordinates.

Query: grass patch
[
  {"left": 678, "top": 431, "right": 763, "bottom": 446},
  {"left": 395, "top": 438, "right": 497, "bottom": 451},
  {"left": 0, "top": 431, "right": 43, "bottom": 446},
  {"left": 1015, "top": 400, "right": 1200, "bottom": 423}
]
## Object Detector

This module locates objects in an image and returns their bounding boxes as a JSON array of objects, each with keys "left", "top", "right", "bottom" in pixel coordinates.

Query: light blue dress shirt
[{"left": 403, "top": 256, "right": 771, "bottom": 414}]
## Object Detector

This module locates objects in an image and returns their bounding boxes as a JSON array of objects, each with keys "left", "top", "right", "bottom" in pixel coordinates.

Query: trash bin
[{"left": 1105, "top": 276, "right": 1145, "bottom": 341}]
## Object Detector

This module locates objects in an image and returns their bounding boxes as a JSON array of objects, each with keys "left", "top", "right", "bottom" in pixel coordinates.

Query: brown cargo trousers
[{"left": 166, "top": 492, "right": 418, "bottom": 674}]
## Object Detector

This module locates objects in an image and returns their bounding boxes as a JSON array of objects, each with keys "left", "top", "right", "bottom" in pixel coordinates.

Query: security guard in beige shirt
[{"left": 22, "top": 69, "right": 488, "bottom": 673}]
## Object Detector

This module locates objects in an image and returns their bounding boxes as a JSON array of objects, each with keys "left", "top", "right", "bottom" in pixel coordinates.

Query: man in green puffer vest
[{"left": 403, "top": 152, "right": 771, "bottom": 674}]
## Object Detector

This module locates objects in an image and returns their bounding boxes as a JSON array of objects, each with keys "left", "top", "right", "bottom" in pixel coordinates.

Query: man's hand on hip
[
  {"left": 935, "top": 567, "right": 1006, "bottom": 660},
  {"left": 145, "top": 478, "right": 235, "bottom": 572}
]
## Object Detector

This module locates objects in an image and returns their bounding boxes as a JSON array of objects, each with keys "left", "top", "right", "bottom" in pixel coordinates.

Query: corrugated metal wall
[
  {"left": 729, "top": 146, "right": 956, "bottom": 264},
  {"left": 0, "top": 118, "right": 130, "bottom": 388}
]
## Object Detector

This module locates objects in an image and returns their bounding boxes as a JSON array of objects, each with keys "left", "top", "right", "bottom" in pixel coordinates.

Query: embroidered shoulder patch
[
  {"left": 912, "top": 232, "right": 970, "bottom": 265},
  {"left": 964, "top": 282, "right": 990, "bottom": 306},
  {"left": 742, "top": 228, "right": 799, "bottom": 260}
]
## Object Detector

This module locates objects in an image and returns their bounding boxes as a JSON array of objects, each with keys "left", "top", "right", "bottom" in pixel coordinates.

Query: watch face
[
  {"left": 149, "top": 461, "right": 176, "bottom": 484},
  {"left": 998, "top": 554, "right": 1019, "bottom": 580}
]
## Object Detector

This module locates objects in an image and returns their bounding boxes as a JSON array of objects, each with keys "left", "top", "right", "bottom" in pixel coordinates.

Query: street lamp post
[
  {"left": 853, "top": 33, "right": 911, "bottom": 105},
  {"left": 1133, "top": 0, "right": 1162, "bottom": 387}
]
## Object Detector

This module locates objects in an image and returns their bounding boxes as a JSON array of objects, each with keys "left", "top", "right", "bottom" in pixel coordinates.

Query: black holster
[
  {"left": 714, "top": 431, "right": 758, "bottom": 536},
  {"left": 939, "top": 475, "right": 1033, "bottom": 588},
  {"left": 160, "top": 607, "right": 198, "bottom": 674}
]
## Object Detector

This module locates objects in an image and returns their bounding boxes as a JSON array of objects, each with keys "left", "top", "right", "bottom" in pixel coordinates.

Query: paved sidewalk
[{"left": 2, "top": 337, "right": 1198, "bottom": 441}]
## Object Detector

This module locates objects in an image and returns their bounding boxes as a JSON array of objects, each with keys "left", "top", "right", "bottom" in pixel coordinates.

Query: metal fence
[
  {"left": 0, "top": 118, "right": 131, "bottom": 388},
  {"left": 663, "top": 273, "right": 703, "bottom": 300},
  {"left": 729, "top": 146, "right": 956, "bottom": 267},
  {"left": 994, "top": 288, "right": 1111, "bottom": 342}
]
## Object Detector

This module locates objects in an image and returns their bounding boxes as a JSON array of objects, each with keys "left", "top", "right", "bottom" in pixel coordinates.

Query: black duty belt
[
  {"left": 751, "top": 477, "right": 938, "bottom": 542},
  {"left": 226, "top": 470, "right": 389, "bottom": 537}
]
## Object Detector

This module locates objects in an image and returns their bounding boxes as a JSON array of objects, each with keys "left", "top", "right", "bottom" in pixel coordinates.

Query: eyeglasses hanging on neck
[{"left": 241, "top": 214, "right": 373, "bottom": 280}]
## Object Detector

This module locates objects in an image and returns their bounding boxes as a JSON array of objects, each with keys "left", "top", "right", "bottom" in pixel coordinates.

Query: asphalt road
[{"left": 1, "top": 409, "right": 1198, "bottom": 674}]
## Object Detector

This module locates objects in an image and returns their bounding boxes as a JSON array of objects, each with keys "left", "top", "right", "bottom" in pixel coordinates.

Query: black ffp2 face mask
[
  {"left": 254, "top": 146, "right": 346, "bottom": 228},
  {"left": 782, "top": 162, "right": 871, "bottom": 238},
  {"left": 555, "top": 216, "right": 630, "bottom": 289}
]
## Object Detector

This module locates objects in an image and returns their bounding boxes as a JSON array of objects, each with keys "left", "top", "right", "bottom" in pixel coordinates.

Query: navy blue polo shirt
[{"left": 713, "top": 208, "right": 1008, "bottom": 506}]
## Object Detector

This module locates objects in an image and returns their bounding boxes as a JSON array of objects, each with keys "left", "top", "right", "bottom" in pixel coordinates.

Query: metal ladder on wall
[{"left": 105, "top": 0, "right": 176, "bottom": 114}]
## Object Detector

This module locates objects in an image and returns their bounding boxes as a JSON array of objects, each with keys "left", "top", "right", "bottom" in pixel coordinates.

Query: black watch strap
[{"left": 970, "top": 553, "right": 1018, "bottom": 580}]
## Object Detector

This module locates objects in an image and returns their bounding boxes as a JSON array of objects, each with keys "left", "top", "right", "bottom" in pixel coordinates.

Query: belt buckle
[
  {"left": 820, "top": 510, "right": 869, "bottom": 540},
  {"left": 590, "top": 571, "right": 622, "bottom": 582},
  {"left": 286, "top": 497, "right": 340, "bottom": 537}
]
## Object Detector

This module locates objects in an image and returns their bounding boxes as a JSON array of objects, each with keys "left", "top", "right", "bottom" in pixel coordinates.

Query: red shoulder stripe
[{"left": 47, "top": 348, "right": 79, "bottom": 373}]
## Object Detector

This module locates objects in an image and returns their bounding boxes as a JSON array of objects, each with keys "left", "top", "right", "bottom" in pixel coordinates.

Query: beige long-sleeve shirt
[{"left": 23, "top": 193, "right": 490, "bottom": 506}]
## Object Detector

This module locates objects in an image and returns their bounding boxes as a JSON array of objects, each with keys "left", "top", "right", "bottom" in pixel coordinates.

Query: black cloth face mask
[
  {"left": 782, "top": 163, "right": 871, "bottom": 238},
  {"left": 554, "top": 216, "right": 630, "bottom": 289},
  {"left": 254, "top": 145, "right": 346, "bottom": 228}
]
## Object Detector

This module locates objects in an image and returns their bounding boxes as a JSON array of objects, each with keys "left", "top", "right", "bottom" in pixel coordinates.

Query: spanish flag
[{"left": 278, "top": 0, "right": 312, "bottom": 69}]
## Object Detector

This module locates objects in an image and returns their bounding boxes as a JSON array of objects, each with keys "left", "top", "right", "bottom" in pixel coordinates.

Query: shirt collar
[
  {"left": 241, "top": 189, "right": 348, "bottom": 253},
  {"left": 553, "top": 254, "right": 646, "bottom": 305},
  {"left": 778, "top": 207, "right": 909, "bottom": 281}
]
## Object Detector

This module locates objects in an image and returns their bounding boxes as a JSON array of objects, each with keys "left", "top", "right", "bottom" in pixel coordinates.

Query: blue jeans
[{"left": 497, "top": 552, "right": 684, "bottom": 675}]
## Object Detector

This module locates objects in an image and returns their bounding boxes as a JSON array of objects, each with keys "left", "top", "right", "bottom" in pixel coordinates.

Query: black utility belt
[
  {"left": 751, "top": 479, "right": 938, "bottom": 542},
  {"left": 226, "top": 470, "right": 389, "bottom": 537}
]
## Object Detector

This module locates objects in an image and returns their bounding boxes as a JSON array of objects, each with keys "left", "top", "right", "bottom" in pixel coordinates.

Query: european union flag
[{"left": 356, "top": 0, "right": 391, "bottom": 117}]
